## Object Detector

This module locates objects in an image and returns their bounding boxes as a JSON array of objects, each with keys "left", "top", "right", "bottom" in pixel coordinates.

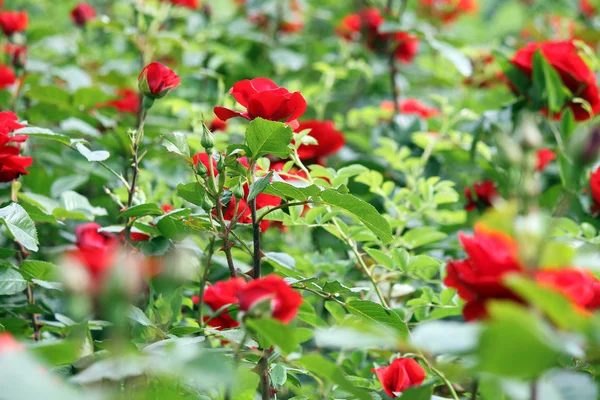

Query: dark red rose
[
  {"left": 444, "top": 225, "right": 523, "bottom": 321},
  {"left": 372, "top": 358, "right": 426, "bottom": 397},
  {"left": 536, "top": 269, "right": 600, "bottom": 311},
  {"left": 209, "top": 116, "right": 227, "bottom": 132},
  {"left": 382, "top": 99, "right": 439, "bottom": 119},
  {"left": 590, "top": 166, "right": 600, "bottom": 212},
  {"left": 70, "top": 3, "right": 96, "bottom": 26},
  {"left": 237, "top": 275, "right": 302, "bottom": 323},
  {"left": 0, "top": 332, "right": 22, "bottom": 353},
  {"left": 74, "top": 223, "right": 119, "bottom": 282},
  {"left": 102, "top": 89, "right": 140, "bottom": 114},
  {"left": 0, "top": 64, "right": 15, "bottom": 89},
  {"left": 464, "top": 180, "right": 499, "bottom": 212},
  {"left": 510, "top": 41, "right": 600, "bottom": 121},
  {"left": 581, "top": 0, "right": 596, "bottom": 18},
  {"left": 419, "top": 0, "right": 478, "bottom": 23},
  {"left": 203, "top": 278, "right": 246, "bottom": 329},
  {"left": 214, "top": 78, "right": 307, "bottom": 129},
  {"left": 138, "top": 61, "right": 180, "bottom": 99},
  {"left": 295, "top": 120, "right": 345, "bottom": 163},
  {"left": 0, "top": 11, "right": 28, "bottom": 36},
  {"left": 536, "top": 148, "right": 556, "bottom": 172},
  {"left": 391, "top": 32, "right": 419, "bottom": 63},
  {"left": 162, "top": 0, "right": 200, "bottom": 9}
]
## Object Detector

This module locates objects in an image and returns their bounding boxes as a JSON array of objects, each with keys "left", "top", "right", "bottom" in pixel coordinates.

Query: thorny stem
[
  {"left": 259, "top": 348, "right": 271, "bottom": 400},
  {"left": 248, "top": 162, "right": 262, "bottom": 280},
  {"left": 198, "top": 236, "right": 216, "bottom": 325}
]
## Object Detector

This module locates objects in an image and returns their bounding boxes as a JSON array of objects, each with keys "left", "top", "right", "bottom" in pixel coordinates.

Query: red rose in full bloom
[
  {"left": 0, "top": 111, "right": 31, "bottom": 182},
  {"left": 382, "top": 99, "right": 439, "bottom": 119},
  {"left": 590, "top": 166, "right": 600, "bottom": 212},
  {"left": 209, "top": 116, "right": 227, "bottom": 132},
  {"left": 510, "top": 41, "right": 600, "bottom": 121},
  {"left": 0, "top": 64, "right": 15, "bottom": 89},
  {"left": 372, "top": 358, "right": 426, "bottom": 397},
  {"left": 214, "top": 78, "right": 307, "bottom": 129},
  {"left": 237, "top": 275, "right": 303, "bottom": 323},
  {"left": 138, "top": 62, "right": 180, "bottom": 99},
  {"left": 580, "top": 0, "right": 596, "bottom": 18},
  {"left": 444, "top": 225, "right": 523, "bottom": 321},
  {"left": 203, "top": 277, "right": 246, "bottom": 329},
  {"left": 0, "top": 10, "right": 28, "bottom": 36},
  {"left": 162, "top": 0, "right": 200, "bottom": 9},
  {"left": 102, "top": 89, "right": 140, "bottom": 115},
  {"left": 419, "top": 0, "right": 478, "bottom": 24},
  {"left": 536, "top": 148, "right": 556, "bottom": 172},
  {"left": 536, "top": 269, "right": 600, "bottom": 311},
  {"left": 73, "top": 223, "right": 119, "bottom": 283},
  {"left": 391, "top": 32, "right": 419, "bottom": 63},
  {"left": 464, "top": 180, "right": 499, "bottom": 212},
  {"left": 70, "top": 3, "right": 96, "bottom": 27},
  {"left": 296, "top": 120, "right": 345, "bottom": 164}
]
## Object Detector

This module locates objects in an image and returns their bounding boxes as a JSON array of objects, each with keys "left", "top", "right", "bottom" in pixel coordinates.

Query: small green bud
[
  {"left": 231, "top": 184, "right": 245, "bottom": 199},
  {"left": 201, "top": 123, "right": 216, "bottom": 151},
  {"left": 217, "top": 154, "right": 226, "bottom": 173},
  {"left": 196, "top": 160, "right": 208, "bottom": 176},
  {"left": 201, "top": 195, "right": 214, "bottom": 212}
]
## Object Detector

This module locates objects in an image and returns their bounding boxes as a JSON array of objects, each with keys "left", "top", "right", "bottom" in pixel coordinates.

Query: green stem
[{"left": 198, "top": 236, "right": 216, "bottom": 325}]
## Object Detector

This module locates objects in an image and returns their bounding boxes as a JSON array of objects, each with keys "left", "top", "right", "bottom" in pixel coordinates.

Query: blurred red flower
[
  {"left": 372, "top": 358, "right": 426, "bottom": 397},
  {"left": 419, "top": 0, "right": 478, "bottom": 23},
  {"left": 209, "top": 116, "right": 227, "bottom": 132},
  {"left": 162, "top": 0, "right": 200, "bottom": 9},
  {"left": 590, "top": 166, "right": 600, "bottom": 212},
  {"left": 536, "top": 269, "right": 600, "bottom": 312},
  {"left": 0, "top": 64, "right": 15, "bottom": 89},
  {"left": 73, "top": 223, "right": 119, "bottom": 283},
  {"left": 536, "top": 148, "right": 556, "bottom": 172},
  {"left": 580, "top": 0, "right": 596, "bottom": 18},
  {"left": 101, "top": 88, "right": 140, "bottom": 115},
  {"left": 70, "top": 3, "right": 96, "bottom": 27},
  {"left": 237, "top": 275, "right": 302, "bottom": 323},
  {"left": 464, "top": 180, "right": 499, "bottom": 212},
  {"left": 0, "top": 10, "right": 28, "bottom": 36},
  {"left": 203, "top": 278, "right": 246, "bottom": 329},
  {"left": 382, "top": 98, "right": 439, "bottom": 119},
  {"left": 295, "top": 120, "right": 345, "bottom": 163}
]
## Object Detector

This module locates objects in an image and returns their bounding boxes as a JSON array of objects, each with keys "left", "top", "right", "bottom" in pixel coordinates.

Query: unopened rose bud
[
  {"left": 201, "top": 123, "right": 216, "bottom": 151},
  {"left": 231, "top": 184, "right": 244, "bottom": 200},
  {"left": 201, "top": 195, "right": 214, "bottom": 212},
  {"left": 196, "top": 159, "right": 208, "bottom": 176},
  {"left": 217, "top": 154, "right": 226, "bottom": 173},
  {"left": 138, "top": 61, "right": 180, "bottom": 99}
]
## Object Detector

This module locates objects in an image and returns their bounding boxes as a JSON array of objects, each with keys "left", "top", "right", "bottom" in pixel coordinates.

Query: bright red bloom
[
  {"left": 74, "top": 223, "right": 119, "bottom": 282},
  {"left": 444, "top": 225, "right": 523, "bottom": 321},
  {"left": 590, "top": 166, "right": 600, "bottom": 212},
  {"left": 419, "top": 0, "right": 478, "bottom": 23},
  {"left": 536, "top": 148, "right": 556, "bottom": 172},
  {"left": 335, "top": 14, "right": 362, "bottom": 41},
  {"left": 138, "top": 62, "right": 180, "bottom": 99},
  {"left": 0, "top": 64, "right": 15, "bottom": 89},
  {"left": 372, "top": 358, "right": 426, "bottom": 397},
  {"left": 382, "top": 99, "right": 439, "bottom": 119},
  {"left": 214, "top": 78, "right": 307, "bottom": 129},
  {"left": 0, "top": 111, "right": 25, "bottom": 136},
  {"left": 162, "top": 0, "right": 200, "bottom": 9},
  {"left": 0, "top": 11, "right": 28, "bottom": 36},
  {"left": 580, "top": 0, "right": 596, "bottom": 18},
  {"left": 511, "top": 41, "right": 600, "bottom": 121},
  {"left": 103, "top": 89, "right": 140, "bottom": 114},
  {"left": 536, "top": 269, "right": 600, "bottom": 311},
  {"left": 203, "top": 278, "right": 246, "bottom": 329},
  {"left": 0, "top": 332, "right": 23, "bottom": 353},
  {"left": 209, "top": 116, "right": 227, "bottom": 132},
  {"left": 162, "top": 204, "right": 174, "bottom": 213},
  {"left": 464, "top": 180, "right": 499, "bottom": 212},
  {"left": 295, "top": 120, "right": 345, "bottom": 163},
  {"left": 237, "top": 275, "right": 303, "bottom": 323},
  {"left": 391, "top": 32, "right": 419, "bottom": 63},
  {"left": 0, "top": 144, "right": 32, "bottom": 182},
  {"left": 70, "top": 3, "right": 96, "bottom": 26}
]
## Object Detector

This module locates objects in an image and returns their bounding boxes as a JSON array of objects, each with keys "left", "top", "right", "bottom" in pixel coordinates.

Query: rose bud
[
  {"left": 71, "top": 3, "right": 97, "bottom": 27},
  {"left": 237, "top": 275, "right": 303, "bottom": 324},
  {"left": 201, "top": 123, "right": 216, "bottom": 151},
  {"left": 0, "top": 10, "right": 28, "bottom": 36},
  {"left": 138, "top": 61, "right": 181, "bottom": 101},
  {"left": 372, "top": 358, "right": 426, "bottom": 397}
]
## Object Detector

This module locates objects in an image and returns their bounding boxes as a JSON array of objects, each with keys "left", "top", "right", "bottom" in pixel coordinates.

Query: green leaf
[
  {"left": 533, "top": 49, "right": 568, "bottom": 113},
  {"left": 271, "top": 364, "right": 287, "bottom": 387},
  {"left": 264, "top": 180, "right": 321, "bottom": 201},
  {"left": 139, "top": 236, "right": 170, "bottom": 256},
  {"left": 20, "top": 260, "right": 60, "bottom": 281},
  {"left": 560, "top": 108, "right": 575, "bottom": 140},
  {"left": 29, "top": 339, "right": 81, "bottom": 366},
  {"left": 245, "top": 318, "right": 310, "bottom": 354},
  {"left": 495, "top": 51, "right": 531, "bottom": 95},
  {"left": 0, "top": 264, "right": 28, "bottom": 295},
  {"left": 74, "top": 142, "right": 110, "bottom": 162},
  {"left": 318, "top": 189, "right": 392, "bottom": 244},
  {"left": 401, "top": 227, "right": 447, "bottom": 249},
  {"left": 11, "top": 127, "right": 71, "bottom": 144},
  {"left": 397, "top": 384, "right": 434, "bottom": 400},
  {"left": 346, "top": 300, "right": 408, "bottom": 339},
  {"left": 247, "top": 171, "right": 274, "bottom": 202},
  {"left": 119, "top": 203, "right": 163, "bottom": 219},
  {"left": 162, "top": 131, "right": 191, "bottom": 159},
  {"left": 246, "top": 118, "right": 293, "bottom": 159},
  {"left": 364, "top": 248, "right": 395, "bottom": 270},
  {"left": 0, "top": 203, "right": 39, "bottom": 252},
  {"left": 177, "top": 182, "right": 207, "bottom": 206}
]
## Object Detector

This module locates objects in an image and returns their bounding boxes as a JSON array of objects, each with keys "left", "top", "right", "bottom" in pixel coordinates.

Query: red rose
[
  {"left": 162, "top": 204, "right": 174, "bottom": 213},
  {"left": 0, "top": 111, "right": 25, "bottom": 136},
  {"left": 536, "top": 269, "right": 600, "bottom": 311},
  {"left": 590, "top": 166, "right": 600, "bottom": 212},
  {"left": 391, "top": 32, "right": 419, "bottom": 63},
  {"left": 209, "top": 116, "right": 227, "bottom": 132},
  {"left": 214, "top": 78, "right": 307, "bottom": 129},
  {"left": 0, "top": 10, "right": 28, "bottom": 36},
  {"left": 536, "top": 148, "right": 556, "bottom": 172},
  {"left": 0, "top": 332, "right": 22, "bottom": 353},
  {"left": 70, "top": 3, "right": 96, "bottom": 27},
  {"left": 464, "top": 180, "right": 499, "bottom": 212},
  {"left": 382, "top": 99, "right": 439, "bottom": 119},
  {"left": 138, "top": 62, "right": 180, "bottom": 99},
  {"left": 444, "top": 225, "right": 523, "bottom": 321},
  {"left": 0, "top": 112, "right": 30, "bottom": 182},
  {"left": 162, "top": 0, "right": 200, "bottom": 9},
  {"left": 419, "top": 0, "right": 478, "bottom": 23},
  {"left": 581, "top": 0, "right": 596, "bottom": 18},
  {"left": 295, "top": 120, "right": 345, "bottom": 163},
  {"left": 372, "top": 358, "right": 426, "bottom": 397},
  {"left": 335, "top": 14, "right": 362, "bottom": 41},
  {"left": 103, "top": 88, "right": 140, "bottom": 115},
  {"left": 237, "top": 275, "right": 302, "bottom": 323},
  {"left": 203, "top": 277, "right": 246, "bottom": 329},
  {"left": 74, "top": 223, "right": 119, "bottom": 282},
  {"left": 510, "top": 41, "right": 600, "bottom": 121},
  {"left": 0, "top": 64, "right": 15, "bottom": 89}
]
